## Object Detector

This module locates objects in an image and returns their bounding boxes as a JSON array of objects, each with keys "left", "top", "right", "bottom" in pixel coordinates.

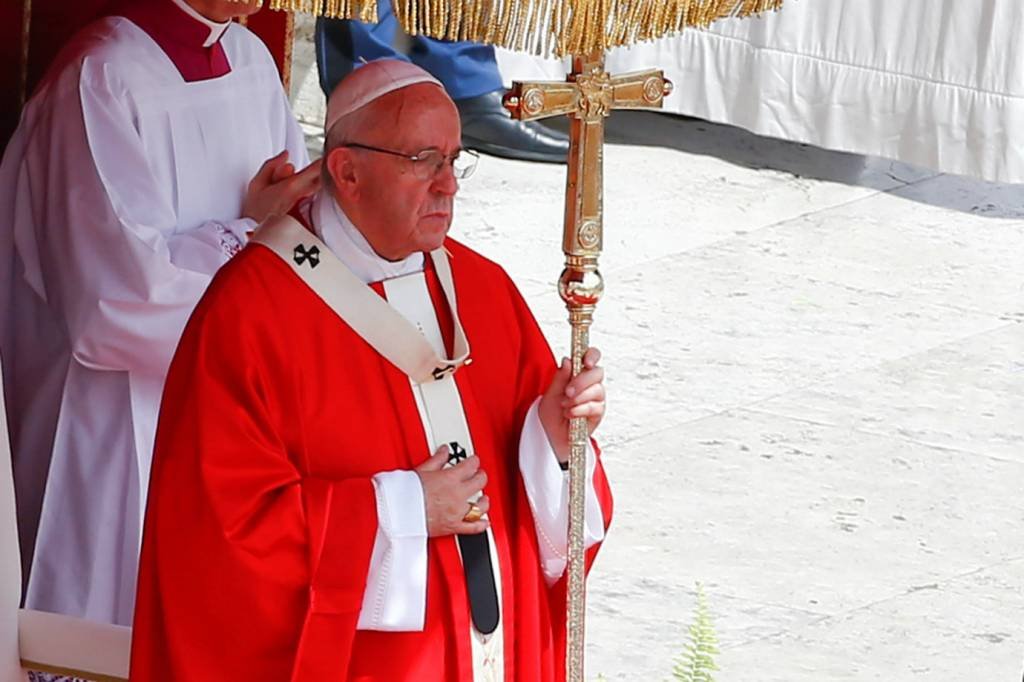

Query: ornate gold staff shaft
[
  {"left": 505, "top": 53, "right": 671, "bottom": 681},
  {"left": 559, "top": 52, "right": 606, "bottom": 682}
]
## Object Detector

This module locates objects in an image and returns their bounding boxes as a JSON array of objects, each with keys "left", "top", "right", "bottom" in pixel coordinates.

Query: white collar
[
  {"left": 170, "top": 0, "right": 230, "bottom": 48},
  {"left": 312, "top": 191, "right": 425, "bottom": 284}
]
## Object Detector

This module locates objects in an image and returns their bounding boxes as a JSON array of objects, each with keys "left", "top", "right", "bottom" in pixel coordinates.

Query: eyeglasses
[{"left": 343, "top": 143, "right": 479, "bottom": 180}]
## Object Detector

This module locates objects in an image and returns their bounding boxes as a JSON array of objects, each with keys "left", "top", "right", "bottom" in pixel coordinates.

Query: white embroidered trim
[
  {"left": 216, "top": 223, "right": 244, "bottom": 258},
  {"left": 371, "top": 478, "right": 390, "bottom": 623}
]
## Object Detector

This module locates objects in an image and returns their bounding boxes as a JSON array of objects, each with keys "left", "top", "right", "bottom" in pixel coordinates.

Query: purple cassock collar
[{"left": 115, "top": 0, "right": 232, "bottom": 82}]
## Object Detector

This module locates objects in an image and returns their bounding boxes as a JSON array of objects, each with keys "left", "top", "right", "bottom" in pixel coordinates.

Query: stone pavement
[{"left": 290, "top": 34, "right": 1024, "bottom": 681}]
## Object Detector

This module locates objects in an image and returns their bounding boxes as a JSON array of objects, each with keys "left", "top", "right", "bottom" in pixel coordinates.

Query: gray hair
[
  {"left": 321, "top": 93, "right": 419, "bottom": 191},
  {"left": 319, "top": 104, "right": 368, "bottom": 192}
]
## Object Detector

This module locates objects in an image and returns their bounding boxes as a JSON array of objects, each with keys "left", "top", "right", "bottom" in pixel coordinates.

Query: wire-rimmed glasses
[{"left": 343, "top": 143, "right": 479, "bottom": 180}]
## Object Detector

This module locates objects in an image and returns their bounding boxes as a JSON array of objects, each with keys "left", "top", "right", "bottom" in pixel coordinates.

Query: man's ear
[{"left": 326, "top": 147, "right": 358, "bottom": 197}]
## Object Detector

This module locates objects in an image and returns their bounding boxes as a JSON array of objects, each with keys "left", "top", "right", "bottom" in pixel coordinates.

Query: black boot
[{"left": 456, "top": 91, "right": 569, "bottom": 164}]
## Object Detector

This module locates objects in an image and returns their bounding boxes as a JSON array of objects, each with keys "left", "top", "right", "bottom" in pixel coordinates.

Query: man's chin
[
  {"left": 418, "top": 234, "right": 450, "bottom": 255},
  {"left": 423, "top": 232, "right": 449, "bottom": 252},
  {"left": 418, "top": 216, "right": 451, "bottom": 241}
]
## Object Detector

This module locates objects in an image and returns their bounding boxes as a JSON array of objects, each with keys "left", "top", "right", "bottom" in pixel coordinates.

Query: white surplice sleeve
[
  {"left": 166, "top": 218, "right": 255, "bottom": 274},
  {"left": 517, "top": 398, "right": 606, "bottom": 585},
  {"left": 12, "top": 66, "right": 298, "bottom": 379},
  {"left": 357, "top": 470, "right": 428, "bottom": 631}
]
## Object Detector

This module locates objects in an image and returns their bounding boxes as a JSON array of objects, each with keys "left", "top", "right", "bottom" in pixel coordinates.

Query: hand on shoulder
[{"left": 242, "top": 151, "right": 322, "bottom": 225}]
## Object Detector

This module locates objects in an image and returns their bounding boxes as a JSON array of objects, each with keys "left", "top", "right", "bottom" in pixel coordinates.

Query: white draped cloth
[
  {"left": 0, "top": 17, "right": 307, "bottom": 625},
  {"left": 498, "top": 0, "right": 1024, "bottom": 183}
]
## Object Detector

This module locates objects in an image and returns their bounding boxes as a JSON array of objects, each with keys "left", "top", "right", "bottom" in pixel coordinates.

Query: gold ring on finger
[{"left": 463, "top": 502, "right": 483, "bottom": 523}]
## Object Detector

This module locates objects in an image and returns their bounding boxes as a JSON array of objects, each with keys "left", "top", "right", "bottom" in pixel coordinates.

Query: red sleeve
[{"left": 129, "top": 278, "right": 377, "bottom": 682}]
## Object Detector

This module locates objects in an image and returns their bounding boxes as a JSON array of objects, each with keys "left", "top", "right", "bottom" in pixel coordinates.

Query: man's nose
[{"left": 431, "top": 162, "right": 459, "bottom": 195}]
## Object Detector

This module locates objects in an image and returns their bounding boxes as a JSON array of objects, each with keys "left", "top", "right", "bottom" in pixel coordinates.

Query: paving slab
[
  {"left": 582, "top": 253, "right": 1007, "bottom": 446},
  {"left": 694, "top": 178, "right": 1024, "bottom": 322},
  {"left": 588, "top": 410, "right": 1024, "bottom": 680},
  {"left": 714, "top": 558, "right": 1024, "bottom": 682},
  {"left": 753, "top": 323, "right": 1024, "bottom": 464}
]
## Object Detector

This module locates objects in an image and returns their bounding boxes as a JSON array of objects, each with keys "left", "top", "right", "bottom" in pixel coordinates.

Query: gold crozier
[{"left": 503, "top": 53, "right": 672, "bottom": 682}]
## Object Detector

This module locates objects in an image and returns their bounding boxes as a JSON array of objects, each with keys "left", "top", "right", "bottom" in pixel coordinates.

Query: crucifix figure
[{"left": 503, "top": 53, "right": 672, "bottom": 682}]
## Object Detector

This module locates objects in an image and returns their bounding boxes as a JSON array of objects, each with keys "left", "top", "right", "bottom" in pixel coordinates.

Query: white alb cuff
[{"left": 356, "top": 469, "right": 428, "bottom": 631}]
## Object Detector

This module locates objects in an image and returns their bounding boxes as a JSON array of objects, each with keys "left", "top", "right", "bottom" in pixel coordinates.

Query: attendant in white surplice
[
  {"left": 130, "top": 60, "right": 613, "bottom": 680},
  {"left": 0, "top": 0, "right": 318, "bottom": 626}
]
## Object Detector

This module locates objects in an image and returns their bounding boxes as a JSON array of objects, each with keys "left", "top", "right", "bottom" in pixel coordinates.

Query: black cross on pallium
[
  {"left": 447, "top": 441, "right": 468, "bottom": 466},
  {"left": 293, "top": 244, "right": 320, "bottom": 268}
]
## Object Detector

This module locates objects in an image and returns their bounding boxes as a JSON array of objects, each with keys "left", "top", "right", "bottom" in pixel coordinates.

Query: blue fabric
[{"left": 317, "top": 0, "right": 503, "bottom": 100}]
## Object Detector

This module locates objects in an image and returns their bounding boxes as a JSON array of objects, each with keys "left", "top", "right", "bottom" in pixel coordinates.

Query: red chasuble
[{"left": 129, "top": 237, "right": 613, "bottom": 681}]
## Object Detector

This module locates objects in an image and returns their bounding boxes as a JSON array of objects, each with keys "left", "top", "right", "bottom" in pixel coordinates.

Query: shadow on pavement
[{"left": 543, "top": 110, "right": 1024, "bottom": 220}]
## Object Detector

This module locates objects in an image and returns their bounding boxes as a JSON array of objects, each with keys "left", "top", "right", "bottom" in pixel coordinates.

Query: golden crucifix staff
[{"left": 502, "top": 56, "right": 672, "bottom": 679}]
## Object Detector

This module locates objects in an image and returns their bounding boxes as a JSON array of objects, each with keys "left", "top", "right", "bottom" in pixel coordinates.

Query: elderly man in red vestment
[{"left": 130, "top": 59, "right": 613, "bottom": 681}]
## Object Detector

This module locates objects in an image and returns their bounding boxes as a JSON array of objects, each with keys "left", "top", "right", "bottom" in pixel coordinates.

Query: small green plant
[{"left": 670, "top": 582, "right": 720, "bottom": 682}]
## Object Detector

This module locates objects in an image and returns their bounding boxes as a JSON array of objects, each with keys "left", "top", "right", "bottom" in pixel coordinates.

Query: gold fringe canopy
[{"left": 264, "top": 0, "right": 784, "bottom": 57}]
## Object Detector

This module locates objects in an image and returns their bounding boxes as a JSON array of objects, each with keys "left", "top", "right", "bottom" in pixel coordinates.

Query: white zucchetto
[{"left": 325, "top": 59, "right": 444, "bottom": 134}]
